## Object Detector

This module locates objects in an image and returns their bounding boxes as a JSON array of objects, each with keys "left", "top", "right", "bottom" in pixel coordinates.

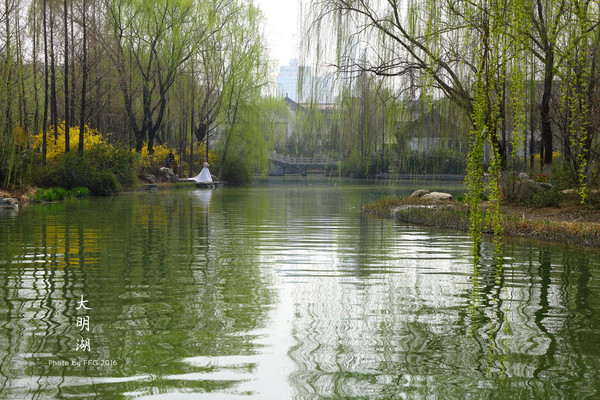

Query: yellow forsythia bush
[
  {"left": 138, "top": 144, "right": 176, "bottom": 171},
  {"left": 138, "top": 143, "right": 217, "bottom": 175},
  {"left": 32, "top": 122, "right": 108, "bottom": 161},
  {"left": 184, "top": 144, "right": 216, "bottom": 166}
]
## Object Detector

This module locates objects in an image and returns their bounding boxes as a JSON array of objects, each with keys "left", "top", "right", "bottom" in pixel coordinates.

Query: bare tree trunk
[
  {"left": 50, "top": 5, "right": 58, "bottom": 143},
  {"left": 540, "top": 51, "right": 554, "bottom": 172},
  {"left": 42, "top": 0, "right": 49, "bottom": 164},
  {"left": 63, "top": 0, "right": 70, "bottom": 152},
  {"left": 33, "top": 0, "right": 40, "bottom": 150},
  {"left": 69, "top": 0, "right": 75, "bottom": 129},
  {"left": 4, "top": 0, "right": 13, "bottom": 137},
  {"left": 78, "top": 0, "right": 87, "bottom": 154},
  {"left": 190, "top": 89, "right": 194, "bottom": 178}
]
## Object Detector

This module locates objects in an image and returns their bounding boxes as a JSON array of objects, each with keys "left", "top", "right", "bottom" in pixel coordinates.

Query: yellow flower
[
  {"left": 32, "top": 122, "right": 108, "bottom": 161},
  {"left": 138, "top": 144, "right": 176, "bottom": 170}
]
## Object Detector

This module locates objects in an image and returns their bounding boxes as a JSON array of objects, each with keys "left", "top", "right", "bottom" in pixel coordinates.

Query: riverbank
[
  {"left": 362, "top": 195, "right": 600, "bottom": 247},
  {"left": 0, "top": 186, "right": 37, "bottom": 204},
  {"left": 0, "top": 179, "right": 222, "bottom": 206}
]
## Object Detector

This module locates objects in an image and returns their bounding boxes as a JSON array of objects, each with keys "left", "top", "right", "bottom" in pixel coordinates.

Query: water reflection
[
  {"left": 286, "top": 233, "right": 600, "bottom": 398},
  {"left": 0, "top": 183, "right": 600, "bottom": 398},
  {"left": 0, "top": 190, "right": 274, "bottom": 398}
]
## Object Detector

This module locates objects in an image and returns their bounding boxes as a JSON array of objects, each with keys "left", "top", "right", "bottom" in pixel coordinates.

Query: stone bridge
[{"left": 268, "top": 152, "right": 340, "bottom": 176}]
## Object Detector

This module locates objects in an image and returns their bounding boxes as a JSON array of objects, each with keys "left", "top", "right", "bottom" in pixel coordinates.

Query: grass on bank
[
  {"left": 363, "top": 194, "right": 600, "bottom": 247},
  {"left": 31, "top": 187, "right": 91, "bottom": 203}
]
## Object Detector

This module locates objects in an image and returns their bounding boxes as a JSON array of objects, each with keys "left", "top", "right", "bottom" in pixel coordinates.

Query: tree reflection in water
[{"left": 1, "top": 184, "right": 600, "bottom": 398}]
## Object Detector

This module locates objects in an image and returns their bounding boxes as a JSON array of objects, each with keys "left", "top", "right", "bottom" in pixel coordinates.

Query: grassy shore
[{"left": 362, "top": 195, "right": 600, "bottom": 247}]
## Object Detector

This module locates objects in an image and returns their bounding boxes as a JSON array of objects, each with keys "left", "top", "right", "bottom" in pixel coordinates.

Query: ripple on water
[{"left": 2, "top": 185, "right": 600, "bottom": 399}]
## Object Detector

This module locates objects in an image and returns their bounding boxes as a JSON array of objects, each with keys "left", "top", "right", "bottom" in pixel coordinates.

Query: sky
[{"left": 255, "top": 0, "right": 300, "bottom": 68}]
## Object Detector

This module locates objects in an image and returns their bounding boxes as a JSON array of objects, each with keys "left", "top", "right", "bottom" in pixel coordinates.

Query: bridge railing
[{"left": 269, "top": 152, "right": 339, "bottom": 166}]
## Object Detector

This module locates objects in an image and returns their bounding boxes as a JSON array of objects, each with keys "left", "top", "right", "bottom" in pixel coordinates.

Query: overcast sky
[{"left": 255, "top": 0, "right": 300, "bottom": 67}]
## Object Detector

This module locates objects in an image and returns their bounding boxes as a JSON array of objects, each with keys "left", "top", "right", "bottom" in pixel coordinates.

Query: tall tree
[
  {"left": 42, "top": 0, "right": 49, "bottom": 163},
  {"left": 214, "top": 0, "right": 270, "bottom": 176},
  {"left": 78, "top": 0, "right": 87, "bottom": 153},
  {"left": 304, "top": 0, "right": 526, "bottom": 255},
  {"left": 526, "top": 0, "right": 568, "bottom": 170},
  {"left": 63, "top": 0, "right": 69, "bottom": 152},
  {"left": 49, "top": 2, "right": 58, "bottom": 142},
  {"left": 107, "top": 0, "right": 197, "bottom": 153}
]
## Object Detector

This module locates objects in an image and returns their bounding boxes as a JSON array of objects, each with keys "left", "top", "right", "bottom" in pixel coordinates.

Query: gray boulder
[
  {"left": 0, "top": 197, "right": 19, "bottom": 209},
  {"left": 409, "top": 189, "right": 430, "bottom": 199},
  {"left": 502, "top": 171, "right": 552, "bottom": 202},
  {"left": 142, "top": 174, "right": 156, "bottom": 184},
  {"left": 421, "top": 192, "right": 453, "bottom": 201}
]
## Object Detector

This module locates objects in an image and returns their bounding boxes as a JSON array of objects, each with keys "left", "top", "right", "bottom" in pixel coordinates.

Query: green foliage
[
  {"left": 339, "top": 148, "right": 466, "bottom": 178},
  {"left": 0, "top": 139, "right": 40, "bottom": 189},
  {"left": 31, "top": 186, "right": 90, "bottom": 203},
  {"left": 219, "top": 156, "right": 253, "bottom": 185},
  {"left": 210, "top": 2, "right": 271, "bottom": 181},
  {"left": 340, "top": 150, "right": 369, "bottom": 178},
  {"left": 523, "top": 187, "right": 563, "bottom": 208},
  {"left": 550, "top": 160, "right": 581, "bottom": 190},
  {"left": 70, "top": 186, "right": 91, "bottom": 198},
  {"left": 396, "top": 150, "right": 467, "bottom": 175},
  {"left": 85, "top": 143, "right": 139, "bottom": 188},
  {"left": 34, "top": 143, "right": 136, "bottom": 195},
  {"left": 583, "top": 194, "right": 600, "bottom": 210},
  {"left": 339, "top": 150, "right": 389, "bottom": 178},
  {"left": 31, "top": 187, "right": 68, "bottom": 202}
]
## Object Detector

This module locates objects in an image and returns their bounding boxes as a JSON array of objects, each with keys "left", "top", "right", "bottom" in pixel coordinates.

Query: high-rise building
[{"left": 276, "top": 59, "right": 335, "bottom": 103}]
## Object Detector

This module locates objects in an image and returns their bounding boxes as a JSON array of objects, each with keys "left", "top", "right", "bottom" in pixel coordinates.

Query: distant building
[{"left": 276, "top": 59, "right": 335, "bottom": 103}]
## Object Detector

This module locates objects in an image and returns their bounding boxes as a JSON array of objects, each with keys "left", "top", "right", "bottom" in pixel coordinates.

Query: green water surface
[{"left": 1, "top": 179, "right": 599, "bottom": 399}]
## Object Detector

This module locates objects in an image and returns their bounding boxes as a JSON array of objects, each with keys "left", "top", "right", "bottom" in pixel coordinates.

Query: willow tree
[
  {"left": 107, "top": 0, "right": 197, "bottom": 153},
  {"left": 256, "top": 96, "right": 290, "bottom": 153},
  {"left": 324, "top": 76, "right": 388, "bottom": 159},
  {"left": 305, "top": 0, "right": 530, "bottom": 254},
  {"left": 211, "top": 0, "right": 271, "bottom": 178},
  {"left": 190, "top": 0, "right": 238, "bottom": 151}
]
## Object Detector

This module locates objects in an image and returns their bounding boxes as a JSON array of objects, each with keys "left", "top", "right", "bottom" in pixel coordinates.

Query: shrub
[
  {"left": 524, "top": 186, "right": 563, "bottom": 208},
  {"left": 34, "top": 140, "right": 137, "bottom": 195},
  {"left": 220, "top": 156, "right": 253, "bottom": 184},
  {"left": 31, "top": 187, "right": 68, "bottom": 202},
  {"left": 70, "top": 186, "right": 91, "bottom": 198},
  {"left": 550, "top": 160, "right": 579, "bottom": 190},
  {"left": 138, "top": 143, "right": 174, "bottom": 172},
  {"left": 31, "top": 186, "right": 91, "bottom": 203},
  {"left": 395, "top": 149, "right": 466, "bottom": 175},
  {"left": 34, "top": 152, "right": 119, "bottom": 195},
  {"left": 0, "top": 144, "right": 39, "bottom": 188},
  {"left": 340, "top": 149, "right": 362, "bottom": 177},
  {"left": 340, "top": 150, "right": 388, "bottom": 178},
  {"left": 86, "top": 143, "right": 138, "bottom": 188},
  {"left": 339, "top": 148, "right": 467, "bottom": 178},
  {"left": 30, "top": 124, "right": 136, "bottom": 194}
]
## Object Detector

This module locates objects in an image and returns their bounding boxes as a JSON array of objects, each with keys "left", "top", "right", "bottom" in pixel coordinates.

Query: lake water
[{"left": 1, "top": 179, "right": 599, "bottom": 399}]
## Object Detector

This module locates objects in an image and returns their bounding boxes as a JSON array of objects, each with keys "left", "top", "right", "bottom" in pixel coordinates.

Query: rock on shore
[
  {"left": 0, "top": 196, "right": 19, "bottom": 209},
  {"left": 409, "top": 189, "right": 453, "bottom": 202}
]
